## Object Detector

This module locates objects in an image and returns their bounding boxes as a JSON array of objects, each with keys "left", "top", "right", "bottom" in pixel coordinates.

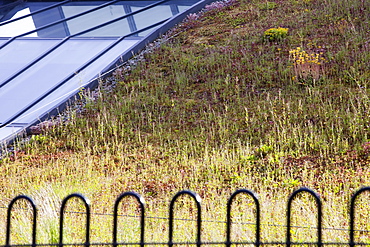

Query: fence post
[
  {"left": 350, "top": 186, "right": 370, "bottom": 247},
  {"left": 113, "top": 191, "right": 145, "bottom": 247},
  {"left": 286, "top": 187, "right": 322, "bottom": 247},
  {"left": 6, "top": 195, "right": 37, "bottom": 247},
  {"left": 168, "top": 190, "right": 202, "bottom": 247},
  {"left": 59, "top": 193, "right": 90, "bottom": 247},
  {"left": 226, "top": 189, "right": 260, "bottom": 247}
]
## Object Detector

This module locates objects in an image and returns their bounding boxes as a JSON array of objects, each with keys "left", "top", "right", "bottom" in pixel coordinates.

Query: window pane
[
  {"left": 0, "top": 8, "right": 37, "bottom": 37},
  {"left": 132, "top": 5, "right": 172, "bottom": 36},
  {"left": 0, "top": 39, "right": 60, "bottom": 79},
  {"left": 64, "top": 5, "right": 131, "bottom": 37},
  {"left": 0, "top": 38, "right": 139, "bottom": 124}
]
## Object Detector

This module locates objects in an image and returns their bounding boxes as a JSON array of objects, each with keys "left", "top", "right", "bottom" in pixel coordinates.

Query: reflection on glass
[
  {"left": 132, "top": 5, "right": 172, "bottom": 36},
  {"left": 0, "top": 8, "right": 37, "bottom": 37},
  {"left": 0, "top": 39, "right": 59, "bottom": 79},
  {"left": 79, "top": 18, "right": 131, "bottom": 37},
  {"left": 63, "top": 5, "right": 131, "bottom": 37},
  {"left": 0, "top": 2, "right": 197, "bottom": 38}
]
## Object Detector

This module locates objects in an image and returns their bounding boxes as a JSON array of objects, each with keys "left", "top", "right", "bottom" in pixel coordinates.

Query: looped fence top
[{"left": 4, "top": 187, "right": 370, "bottom": 247}]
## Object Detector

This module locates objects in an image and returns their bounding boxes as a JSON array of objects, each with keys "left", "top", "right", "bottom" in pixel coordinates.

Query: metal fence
[{"left": 4, "top": 187, "right": 370, "bottom": 247}]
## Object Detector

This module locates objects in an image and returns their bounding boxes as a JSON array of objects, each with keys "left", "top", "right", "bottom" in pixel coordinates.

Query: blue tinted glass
[
  {"left": 0, "top": 39, "right": 60, "bottom": 79},
  {"left": 0, "top": 2, "right": 63, "bottom": 37}
]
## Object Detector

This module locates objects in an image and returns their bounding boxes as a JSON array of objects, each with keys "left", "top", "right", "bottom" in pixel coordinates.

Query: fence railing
[{"left": 3, "top": 187, "right": 370, "bottom": 247}]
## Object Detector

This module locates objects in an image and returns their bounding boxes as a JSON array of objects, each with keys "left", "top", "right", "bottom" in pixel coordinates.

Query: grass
[{"left": 0, "top": 0, "right": 369, "bottom": 245}]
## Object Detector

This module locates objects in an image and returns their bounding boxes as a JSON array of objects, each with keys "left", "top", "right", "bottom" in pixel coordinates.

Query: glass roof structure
[{"left": 0, "top": 0, "right": 213, "bottom": 144}]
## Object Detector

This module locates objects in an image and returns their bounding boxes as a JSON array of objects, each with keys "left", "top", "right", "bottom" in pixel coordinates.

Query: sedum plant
[{"left": 263, "top": 27, "right": 289, "bottom": 42}]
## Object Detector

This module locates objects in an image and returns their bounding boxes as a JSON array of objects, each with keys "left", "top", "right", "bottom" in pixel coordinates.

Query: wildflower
[
  {"left": 289, "top": 46, "right": 326, "bottom": 83},
  {"left": 205, "top": 0, "right": 228, "bottom": 11},
  {"left": 263, "top": 27, "right": 289, "bottom": 42},
  {"left": 186, "top": 13, "right": 199, "bottom": 22}
]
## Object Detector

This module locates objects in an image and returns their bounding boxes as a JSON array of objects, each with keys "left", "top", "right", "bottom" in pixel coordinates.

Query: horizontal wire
[
  {"left": 63, "top": 211, "right": 370, "bottom": 234},
  {"left": 1, "top": 205, "right": 370, "bottom": 234}
]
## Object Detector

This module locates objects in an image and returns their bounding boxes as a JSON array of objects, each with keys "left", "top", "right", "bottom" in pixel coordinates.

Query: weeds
[
  {"left": 0, "top": 0, "right": 369, "bottom": 244},
  {"left": 257, "top": 1, "right": 277, "bottom": 10}
]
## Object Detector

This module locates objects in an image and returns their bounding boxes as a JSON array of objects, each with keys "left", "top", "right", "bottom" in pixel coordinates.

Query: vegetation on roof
[{"left": 0, "top": 0, "right": 369, "bottom": 244}]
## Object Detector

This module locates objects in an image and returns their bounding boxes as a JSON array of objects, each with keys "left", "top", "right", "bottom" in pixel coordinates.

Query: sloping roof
[{"left": 0, "top": 0, "right": 212, "bottom": 144}]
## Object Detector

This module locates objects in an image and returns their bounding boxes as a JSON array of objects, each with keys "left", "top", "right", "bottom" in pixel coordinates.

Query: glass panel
[
  {"left": 0, "top": 2, "right": 65, "bottom": 38},
  {"left": 131, "top": 5, "right": 172, "bottom": 36},
  {"left": 0, "top": 39, "right": 8, "bottom": 46},
  {"left": 0, "top": 5, "right": 30, "bottom": 21},
  {"left": 0, "top": 39, "right": 60, "bottom": 80},
  {"left": 0, "top": 2, "right": 192, "bottom": 38},
  {"left": 0, "top": 127, "right": 24, "bottom": 141},
  {"left": 0, "top": 39, "right": 116, "bottom": 123},
  {"left": 25, "top": 2, "right": 66, "bottom": 38},
  {"left": 0, "top": 8, "right": 37, "bottom": 37},
  {"left": 178, "top": 4, "right": 193, "bottom": 12},
  {"left": 63, "top": 4, "right": 131, "bottom": 37},
  {"left": 0, "top": 38, "right": 140, "bottom": 124}
]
